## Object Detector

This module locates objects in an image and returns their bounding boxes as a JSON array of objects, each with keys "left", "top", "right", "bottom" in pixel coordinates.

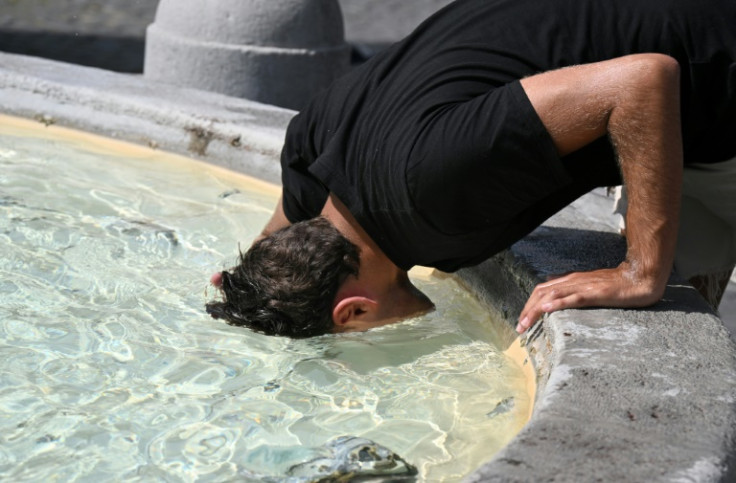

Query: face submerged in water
[
  {"left": 329, "top": 270, "right": 435, "bottom": 333},
  {"left": 206, "top": 217, "right": 434, "bottom": 338},
  {"left": 209, "top": 268, "right": 435, "bottom": 335}
]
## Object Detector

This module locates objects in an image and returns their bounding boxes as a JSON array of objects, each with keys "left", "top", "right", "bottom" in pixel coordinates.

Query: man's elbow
[{"left": 627, "top": 53, "right": 680, "bottom": 92}]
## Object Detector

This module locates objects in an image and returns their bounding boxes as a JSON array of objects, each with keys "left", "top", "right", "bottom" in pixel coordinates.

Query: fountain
[{"left": 1, "top": 0, "right": 735, "bottom": 480}]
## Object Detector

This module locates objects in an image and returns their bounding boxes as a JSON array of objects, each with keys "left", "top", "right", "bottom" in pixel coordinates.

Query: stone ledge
[
  {"left": 0, "top": 52, "right": 294, "bottom": 185},
  {"left": 459, "top": 195, "right": 736, "bottom": 481}
]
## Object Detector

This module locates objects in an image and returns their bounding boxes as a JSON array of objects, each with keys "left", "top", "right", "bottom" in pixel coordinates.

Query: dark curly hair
[{"left": 206, "top": 217, "right": 360, "bottom": 338}]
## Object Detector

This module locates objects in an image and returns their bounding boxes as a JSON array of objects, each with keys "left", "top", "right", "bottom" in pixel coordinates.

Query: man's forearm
[
  {"left": 611, "top": 59, "right": 682, "bottom": 294},
  {"left": 255, "top": 195, "right": 291, "bottom": 244},
  {"left": 516, "top": 54, "right": 683, "bottom": 332}
]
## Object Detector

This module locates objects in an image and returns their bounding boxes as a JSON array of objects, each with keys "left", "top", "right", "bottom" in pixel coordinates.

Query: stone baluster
[{"left": 144, "top": 0, "right": 350, "bottom": 110}]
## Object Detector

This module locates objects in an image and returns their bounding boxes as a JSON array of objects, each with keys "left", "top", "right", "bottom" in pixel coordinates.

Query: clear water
[{"left": 0, "top": 119, "right": 531, "bottom": 481}]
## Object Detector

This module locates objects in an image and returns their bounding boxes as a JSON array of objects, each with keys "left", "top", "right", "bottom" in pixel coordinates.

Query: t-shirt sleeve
[
  {"left": 280, "top": 115, "right": 329, "bottom": 223},
  {"left": 406, "top": 80, "right": 572, "bottom": 234}
]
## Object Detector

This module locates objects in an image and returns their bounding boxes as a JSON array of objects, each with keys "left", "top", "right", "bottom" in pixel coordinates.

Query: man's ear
[{"left": 332, "top": 296, "right": 379, "bottom": 326}]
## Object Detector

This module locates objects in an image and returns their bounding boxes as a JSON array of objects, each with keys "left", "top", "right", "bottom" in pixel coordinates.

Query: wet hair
[{"left": 206, "top": 217, "right": 360, "bottom": 338}]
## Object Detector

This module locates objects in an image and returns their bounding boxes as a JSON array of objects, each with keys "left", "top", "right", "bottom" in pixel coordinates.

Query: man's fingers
[
  {"left": 517, "top": 290, "right": 555, "bottom": 333},
  {"left": 517, "top": 271, "right": 619, "bottom": 333},
  {"left": 517, "top": 264, "right": 668, "bottom": 334},
  {"left": 517, "top": 285, "right": 580, "bottom": 333},
  {"left": 518, "top": 278, "right": 585, "bottom": 329},
  {"left": 538, "top": 292, "right": 589, "bottom": 314}
]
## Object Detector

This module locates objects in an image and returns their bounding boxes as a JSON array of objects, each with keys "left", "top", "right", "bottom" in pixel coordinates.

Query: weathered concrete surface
[
  {"left": 0, "top": 52, "right": 292, "bottom": 185},
  {"left": 1, "top": 51, "right": 736, "bottom": 482}
]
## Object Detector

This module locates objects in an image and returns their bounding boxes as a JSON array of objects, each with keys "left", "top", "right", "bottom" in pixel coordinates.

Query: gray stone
[
  {"left": 340, "top": 0, "right": 454, "bottom": 57},
  {"left": 286, "top": 436, "right": 417, "bottom": 480},
  {"left": 486, "top": 397, "right": 515, "bottom": 419},
  {"left": 143, "top": 0, "right": 350, "bottom": 110}
]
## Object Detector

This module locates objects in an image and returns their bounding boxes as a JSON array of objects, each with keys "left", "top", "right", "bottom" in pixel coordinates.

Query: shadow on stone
[
  {"left": 0, "top": 29, "right": 144, "bottom": 73},
  {"left": 514, "top": 225, "right": 627, "bottom": 277}
]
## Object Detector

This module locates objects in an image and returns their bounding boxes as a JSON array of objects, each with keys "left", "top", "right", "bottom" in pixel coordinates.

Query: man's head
[
  {"left": 206, "top": 217, "right": 360, "bottom": 338},
  {"left": 207, "top": 216, "right": 434, "bottom": 338}
]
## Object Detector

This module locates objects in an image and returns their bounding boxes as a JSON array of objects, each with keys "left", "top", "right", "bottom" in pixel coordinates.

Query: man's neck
[
  {"left": 321, "top": 193, "right": 404, "bottom": 286},
  {"left": 322, "top": 192, "right": 435, "bottom": 327}
]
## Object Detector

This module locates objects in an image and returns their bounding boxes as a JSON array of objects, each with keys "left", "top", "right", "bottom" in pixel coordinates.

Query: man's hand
[
  {"left": 516, "top": 262, "right": 665, "bottom": 333},
  {"left": 516, "top": 54, "right": 683, "bottom": 333}
]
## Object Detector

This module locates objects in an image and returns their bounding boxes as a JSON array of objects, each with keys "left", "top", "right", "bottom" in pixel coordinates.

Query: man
[{"left": 207, "top": 0, "right": 736, "bottom": 338}]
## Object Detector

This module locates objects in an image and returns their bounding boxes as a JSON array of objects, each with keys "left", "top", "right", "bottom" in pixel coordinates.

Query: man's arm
[
  {"left": 254, "top": 194, "right": 291, "bottom": 244},
  {"left": 516, "top": 54, "right": 683, "bottom": 333}
]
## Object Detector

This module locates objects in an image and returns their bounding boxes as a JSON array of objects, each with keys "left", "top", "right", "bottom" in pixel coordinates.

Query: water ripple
[{"left": 0, "top": 126, "right": 531, "bottom": 482}]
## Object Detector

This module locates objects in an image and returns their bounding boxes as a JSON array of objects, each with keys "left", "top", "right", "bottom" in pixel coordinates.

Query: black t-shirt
[{"left": 281, "top": 0, "right": 736, "bottom": 272}]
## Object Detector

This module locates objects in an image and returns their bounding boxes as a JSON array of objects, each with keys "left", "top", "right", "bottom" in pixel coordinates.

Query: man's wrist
[{"left": 620, "top": 258, "right": 669, "bottom": 299}]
